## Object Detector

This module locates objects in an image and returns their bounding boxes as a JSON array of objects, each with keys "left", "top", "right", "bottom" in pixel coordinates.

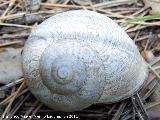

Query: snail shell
[{"left": 22, "top": 10, "right": 148, "bottom": 111}]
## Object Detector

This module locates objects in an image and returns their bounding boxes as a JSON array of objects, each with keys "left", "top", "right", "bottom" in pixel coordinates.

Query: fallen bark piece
[
  {"left": 23, "top": 0, "right": 42, "bottom": 12},
  {"left": 0, "top": 48, "right": 23, "bottom": 84},
  {"left": 148, "top": 111, "right": 160, "bottom": 120},
  {"left": 6, "top": 14, "right": 44, "bottom": 25},
  {"left": 143, "top": 0, "right": 160, "bottom": 15}
]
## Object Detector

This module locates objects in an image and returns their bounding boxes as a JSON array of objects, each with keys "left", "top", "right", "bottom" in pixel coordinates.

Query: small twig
[
  {"left": 40, "top": 2, "right": 132, "bottom": 19},
  {"left": 142, "top": 79, "right": 158, "bottom": 101},
  {"left": 0, "top": 33, "right": 29, "bottom": 39},
  {"left": 126, "top": 26, "right": 147, "bottom": 33},
  {"left": 123, "top": 7, "right": 150, "bottom": 31},
  {"left": 0, "top": 1, "right": 10, "bottom": 8},
  {"left": 145, "top": 100, "right": 160, "bottom": 110},
  {"left": 132, "top": 103, "right": 136, "bottom": 120},
  {"left": 148, "top": 63, "right": 160, "bottom": 79},
  {"left": 0, "top": 22, "right": 33, "bottom": 28},
  {"left": 130, "top": 6, "right": 150, "bottom": 17},
  {"left": 131, "top": 96, "right": 144, "bottom": 120},
  {"left": 110, "top": 7, "right": 140, "bottom": 12},
  {"left": 116, "top": 10, "right": 134, "bottom": 15},
  {"left": 135, "top": 35, "right": 150, "bottom": 42},
  {"left": 0, "top": 41, "right": 22, "bottom": 47},
  {"left": 153, "top": 66, "right": 160, "bottom": 70},
  {"left": 0, "top": 88, "right": 28, "bottom": 106},
  {"left": 144, "top": 32, "right": 152, "bottom": 51},
  {"left": 134, "top": 93, "right": 149, "bottom": 120},
  {"left": 0, "top": 0, "right": 17, "bottom": 22},
  {"left": 133, "top": 30, "right": 140, "bottom": 42},
  {"left": 124, "top": 21, "right": 160, "bottom": 26},
  {"left": 108, "top": 103, "right": 117, "bottom": 114},
  {"left": 150, "top": 56, "right": 160, "bottom": 66},
  {"left": 27, "top": 102, "right": 43, "bottom": 120},
  {"left": 21, "top": 101, "right": 39, "bottom": 120},
  {"left": 0, "top": 81, "right": 26, "bottom": 120},
  {"left": 120, "top": 109, "right": 132, "bottom": 120},
  {"left": 97, "top": 8, "right": 131, "bottom": 19},
  {"left": 0, "top": 78, "right": 24, "bottom": 91},
  {"left": 7, "top": 93, "right": 31, "bottom": 120},
  {"left": 112, "top": 101, "right": 127, "bottom": 120},
  {"left": 93, "top": 0, "right": 136, "bottom": 8},
  {"left": 0, "top": 12, "right": 26, "bottom": 21},
  {"left": 41, "top": 3, "right": 89, "bottom": 9}
]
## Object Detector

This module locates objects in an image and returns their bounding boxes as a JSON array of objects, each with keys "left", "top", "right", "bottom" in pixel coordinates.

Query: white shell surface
[{"left": 22, "top": 10, "right": 148, "bottom": 111}]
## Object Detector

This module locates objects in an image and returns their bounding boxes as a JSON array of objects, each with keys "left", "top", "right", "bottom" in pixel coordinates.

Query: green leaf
[{"left": 123, "top": 15, "right": 160, "bottom": 26}]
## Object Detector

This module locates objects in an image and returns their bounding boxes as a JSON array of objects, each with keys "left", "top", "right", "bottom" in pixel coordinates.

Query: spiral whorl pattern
[
  {"left": 39, "top": 41, "right": 105, "bottom": 95},
  {"left": 22, "top": 10, "right": 148, "bottom": 111}
]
